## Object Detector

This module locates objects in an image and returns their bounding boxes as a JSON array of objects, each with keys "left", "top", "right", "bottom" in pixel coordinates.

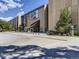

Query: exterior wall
[
  {"left": 17, "top": 16, "right": 22, "bottom": 27},
  {"left": 39, "top": 5, "right": 47, "bottom": 32},
  {"left": 12, "top": 16, "right": 22, "bottom": 31},
  {"left": 9, "top": 18, "right": 17, "bottom": 30},
  {"left": 38, "top": 6, "right": 45, "bottom": 32},
  {"left": 14, "top": 16, "right": 22, "bottom": 31},
  {"left": 48, "top": 0, "right": 79, "bottom": 31},
  {"left": 10, "top": 5, "right": 48, "bottom": 32},
  {"left": 26, "top": 5, "right": 48, "bottom": 32},
  {"left": 21, "top": 15, "right": 27, "bottom": 32},
  {"left": 71, "top": 0, "right": 79, "bottom": 31},
  {"left": 26, "top": 14, "right": 31, "bottom": 31}
]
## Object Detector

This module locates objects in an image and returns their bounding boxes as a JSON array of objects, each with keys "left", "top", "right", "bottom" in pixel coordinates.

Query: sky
[{"left": 0, "top": 0, "right": 48, "bottom": 21}]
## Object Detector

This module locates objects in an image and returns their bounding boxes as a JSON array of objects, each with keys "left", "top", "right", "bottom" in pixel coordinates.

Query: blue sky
[{"left": 0, "top": 0, "right": 48, "bottom": 21}]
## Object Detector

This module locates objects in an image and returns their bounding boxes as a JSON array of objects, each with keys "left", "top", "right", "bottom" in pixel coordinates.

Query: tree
[
  {"left": 56, "top": 7, "right": 72, "bottom": 35},
  {"left": 0, "top": 19, "right": 12, "bottom": 31}
]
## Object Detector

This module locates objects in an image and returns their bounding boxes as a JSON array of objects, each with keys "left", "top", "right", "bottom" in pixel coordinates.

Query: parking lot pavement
[
  {"left": 0, "top": 32, "right": 79, "bottom": 50},
  {"left": 0, "top": 32, "right": 79, "bottom": 59},
  {"left": 0, "top": 32, "right": 65, "bottom": 47}
]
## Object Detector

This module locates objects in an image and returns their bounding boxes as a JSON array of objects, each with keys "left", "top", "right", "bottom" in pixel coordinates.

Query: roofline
[
  {"left": 22, "top": 4, "right": 48, "bottom": 16},
  {"left": 10, "top": 4, "right": 48, "bottom": 21}
]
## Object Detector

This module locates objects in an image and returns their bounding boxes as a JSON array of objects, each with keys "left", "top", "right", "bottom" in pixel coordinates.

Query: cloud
[
  {"left": 0, "top": 17, "right": 13, "bottom": 21},
  {"left": 16, "top": 0, "right": 22, "bottom": 2},
  {"left": 20, "top": 9, "right": 23, "bottom": 11},
  {"left": 3, "top": 0, "right": 23, "bottom": 8},
  {"left": 0, "top": 2, "right": 8, "bottom": 12},
  {"left": 0, "top": 0, "right": 24, "bottom": 12},
  {"left": 0, "top": 11, "right": 25, "bottom": 21},
  {"left": 17, "top": 11, "right": 24, "bottom": 16},
  {"left": 17, "top": 8, "right": 24, "bottom": 16}
]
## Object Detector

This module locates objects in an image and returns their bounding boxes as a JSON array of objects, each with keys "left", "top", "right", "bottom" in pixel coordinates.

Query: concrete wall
[
  {"left": 26, "top": 5, "right": 48, "bottom": 32},
  {"left": 26, "top": 14, "right": 31, "bottom": 31},
  {"left": 9, "top": 18, "right": 17, "bottom": 30},
  {"left": 13, "top": 16, "right": 22, "bottom": 31},
  {"left": 17, "top": 16, "right": 22, "bottom": 27},
  {"left": 39, "top": 5, "right": 46, "bottom": 32},
  {"left": 48, "top": 0, "right": 79, "bottom": 31}
]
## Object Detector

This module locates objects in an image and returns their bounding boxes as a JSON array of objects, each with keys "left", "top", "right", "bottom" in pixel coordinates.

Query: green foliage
[
  {"left": 56, "top": 7, "right": 72, "bottom": 34},
  {"left": 74, "top": 32, "right": 79, "bottom": 36},
  {"left": 0, "top": 19, "right": 12, "bottom": 31}
]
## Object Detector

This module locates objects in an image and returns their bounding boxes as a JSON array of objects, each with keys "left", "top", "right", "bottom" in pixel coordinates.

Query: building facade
[
  {"left": 10, "top": 5, "right": 48, "bottom": 32},
  {"left": 9, "top": 18, "right": 17, "bottom": 31},
  {"left": 23, "top": 5, "right": 48, "bottom": 32},
  {"left": 10, "top": 0, "right": 79, "bottom": 33},
  {"left": 21, "top": 15, "right": 27, "bottom": 32},
  {"left": 9, "top": 16, "right": 22, "bottom": 31},
  {"left": 48, "top": 0, "right": 79, "bottom": 32}
]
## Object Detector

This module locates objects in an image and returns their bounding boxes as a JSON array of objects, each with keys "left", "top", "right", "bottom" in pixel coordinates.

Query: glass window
[{"left": 31, "top": 10, "right": 39, "bottom": 19}]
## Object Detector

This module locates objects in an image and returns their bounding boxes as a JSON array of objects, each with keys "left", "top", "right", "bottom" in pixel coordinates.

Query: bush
[
  {"left": 55, "top": 7, "right": 71, "bottom": 35},
  {"left": 0, "top": 20, "right": 13, "bottom": 31},
  {"left": 74, "top": 32, "right": 79, "bottom": 36},
  {"left": 47, "top": 30, "right": 58, "bottom": 35}
]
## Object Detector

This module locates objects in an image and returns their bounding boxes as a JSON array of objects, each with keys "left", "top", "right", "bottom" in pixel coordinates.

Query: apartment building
[{"left": 48, "top": 0, "right": 79, "bottom": 32}]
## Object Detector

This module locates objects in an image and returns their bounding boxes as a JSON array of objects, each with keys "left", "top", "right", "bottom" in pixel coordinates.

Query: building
[
  {"left": 10, "top": 0, "right": 79, "bottom": 33},
  {"left": 9, "top": 17, "right": 17, "bottom": 31},
  {"left": 22, "top": 5, "right": 48, "bottom": 32},
  {"left": 48, "top": 0, "right": 79, "bottom": 32},
  {"left": 16, "top": 16, "right": 22, "bottom": 31},
  {"left": 9, "top": 16, "right": 22, "bottom": 31},
  {"left": 21, "top": 15, "right": 27, "bottom": 32}
]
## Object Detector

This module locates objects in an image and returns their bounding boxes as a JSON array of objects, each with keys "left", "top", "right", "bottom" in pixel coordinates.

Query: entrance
[{"left": 31, "top": 20, "right": 40, "bottom": 32}]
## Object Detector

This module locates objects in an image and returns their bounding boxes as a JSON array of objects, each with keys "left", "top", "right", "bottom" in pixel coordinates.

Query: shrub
[
  {"left": 55, "top": 7, "right": 72, "bottom": 35},
  {"left": 74, "top": 32, "right": 79, "bottom": 36},
  {"left": 47, "top": 30, "right": 58, "bottom": 35}
]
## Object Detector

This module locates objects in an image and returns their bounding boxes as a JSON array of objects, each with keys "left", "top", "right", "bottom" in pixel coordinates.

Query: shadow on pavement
[{"left": 0, "top": 45, "right": 79, "bottom": 59}]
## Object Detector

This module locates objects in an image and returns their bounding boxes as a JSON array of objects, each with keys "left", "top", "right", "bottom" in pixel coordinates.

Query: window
[{"left": 31, "top": 10, "right": 39, "bottom": 19}]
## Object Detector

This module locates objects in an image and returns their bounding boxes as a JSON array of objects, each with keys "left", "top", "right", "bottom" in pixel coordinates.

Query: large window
[{"left": 31, "top": 10, "right": 39, "bottom": 19}]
